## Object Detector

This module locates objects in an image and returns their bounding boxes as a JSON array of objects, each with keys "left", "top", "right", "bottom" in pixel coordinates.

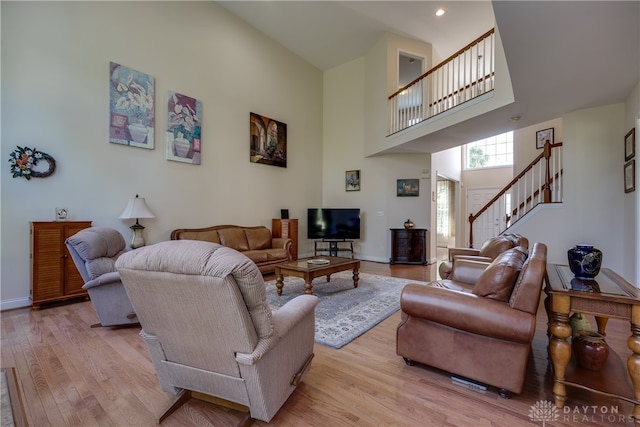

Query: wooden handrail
[
  {"left": 426, "top": 72, "right": 494, "bottom": 109},
  {"left": 389, "top": 28, "right": 495, "bottom": 99},
  {"left": 468, "top": 141, "right": 562, "bottom": 247}
]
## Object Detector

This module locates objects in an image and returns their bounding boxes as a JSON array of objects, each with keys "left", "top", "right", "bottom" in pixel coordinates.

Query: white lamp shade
[{"left": 119, "top": 195, "right": 155, "bottom": 220}]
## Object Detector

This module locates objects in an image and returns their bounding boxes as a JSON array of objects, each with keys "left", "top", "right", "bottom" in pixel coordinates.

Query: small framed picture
[
  {"left": 536, "top": 128, "right": 554, "bottom": 149},
  {"left": 625, "top": 128, "right": 635, "bottom": 161},
  {"left": 624, "top": 160, "right": 635, "bottom": 193},
  {"left": 346, "top": 170, "right": 360, "bottom": 191},
  {"left": 397, "top": 179, "right": 419, "bottom": 197},
  {"left": 55, "top": 207, "right": 68, "bottom": 221}
]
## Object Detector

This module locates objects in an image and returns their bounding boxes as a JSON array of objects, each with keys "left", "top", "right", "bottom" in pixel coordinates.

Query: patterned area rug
[{"left": 265, "top": 271, "right": 427, "bottom": 349}]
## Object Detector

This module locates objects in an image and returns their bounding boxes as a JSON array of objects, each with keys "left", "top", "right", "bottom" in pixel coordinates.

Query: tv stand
[{"left": 314, "top": 239, "right": 354, "bottom": 258}]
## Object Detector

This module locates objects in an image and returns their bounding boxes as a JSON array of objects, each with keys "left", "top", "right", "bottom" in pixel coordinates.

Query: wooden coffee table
[{"left": 274, "top": 256, "right": 360, "bottom": 295}]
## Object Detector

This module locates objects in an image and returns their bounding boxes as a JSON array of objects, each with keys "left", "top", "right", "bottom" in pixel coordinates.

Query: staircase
[{"left": 468, "top": 141, "right": 563, "bottom": 248}]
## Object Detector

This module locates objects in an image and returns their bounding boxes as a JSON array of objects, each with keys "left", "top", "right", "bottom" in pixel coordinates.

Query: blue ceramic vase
[{"left": 567, "top": 245, "right": 602, "bottom": 279}]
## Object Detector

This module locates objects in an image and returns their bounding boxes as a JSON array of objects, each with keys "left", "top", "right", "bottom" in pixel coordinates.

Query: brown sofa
[
  {"left": 397, "top": 242, "right": 547, "bottom": 396},
  {"left": 171, "top": 225, "right": 292, "bottom": 274},
  {"left": 438, "top": 233, "right": 529, "bottom": 279}
]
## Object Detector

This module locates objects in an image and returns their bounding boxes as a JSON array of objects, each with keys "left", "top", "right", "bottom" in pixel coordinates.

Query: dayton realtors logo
[{"left": 529, "top": 400, "right": 632, "bottom": 425}]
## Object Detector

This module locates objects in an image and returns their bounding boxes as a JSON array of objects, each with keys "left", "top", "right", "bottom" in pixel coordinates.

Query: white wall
[
  {"left": 510, "top": 103, "right": 626, "bottom": 271},
  {"left": 1, "top": 2, "right": 323, "bottom": 309},
  {"left": 323, "top": 54, "right": 431, "bottom": 263},
  {"left": 513, "top": 118, "right": 563, "bottom": 174},
  {"left": 624, "top": 82, "right": 639, "bottom": 284}
]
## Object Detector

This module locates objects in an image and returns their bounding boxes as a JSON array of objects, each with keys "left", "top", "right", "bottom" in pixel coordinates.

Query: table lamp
[{"left": 119, "top": 194, "right": 155, "bottom": 249}]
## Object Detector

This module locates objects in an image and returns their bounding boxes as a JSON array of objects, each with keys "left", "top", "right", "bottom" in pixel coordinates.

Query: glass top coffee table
[{"left": 274, "top": 256, "right": 360, "bottom": 295}]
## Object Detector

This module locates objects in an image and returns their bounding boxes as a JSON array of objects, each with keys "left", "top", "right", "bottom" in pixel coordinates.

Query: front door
[{"left": 466, "top": 187, "right": 506, "bottom": 248}]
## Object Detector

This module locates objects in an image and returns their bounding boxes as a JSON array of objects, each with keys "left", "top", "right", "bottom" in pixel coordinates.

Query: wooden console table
[{"left": 546, "top": 264, "right": 640, "bottom": 422}]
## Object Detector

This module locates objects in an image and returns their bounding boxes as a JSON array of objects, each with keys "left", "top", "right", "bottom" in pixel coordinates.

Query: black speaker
[{"left": 281, "top": 209, "right": 289, "bottom": 219}]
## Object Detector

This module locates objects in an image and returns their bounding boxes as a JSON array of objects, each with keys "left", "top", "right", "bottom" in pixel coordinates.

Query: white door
[{"left": 466, "top": 187, "right": 505, "bottom": 248}]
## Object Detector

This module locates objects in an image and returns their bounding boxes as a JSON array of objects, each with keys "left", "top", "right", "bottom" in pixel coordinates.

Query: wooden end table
[
  {"left": 274, "top": 256, "right": 360, "bottom": 295},
  {"left": 546, "top": 264, "right": 640, "bottom": 422}
]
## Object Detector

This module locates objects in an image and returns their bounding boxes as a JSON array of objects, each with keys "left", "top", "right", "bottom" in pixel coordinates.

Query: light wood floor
[{"left": 1, "top": 261, "right": 635, "bottom": 426}]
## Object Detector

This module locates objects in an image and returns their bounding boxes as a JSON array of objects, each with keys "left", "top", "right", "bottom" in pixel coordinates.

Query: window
[{"left": 464, "top": 131, "right": 513, "bottom": 169}]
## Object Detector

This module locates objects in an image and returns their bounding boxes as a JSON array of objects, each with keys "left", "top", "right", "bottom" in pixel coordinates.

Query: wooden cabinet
[
  {"left": 390, "top": 228, "right": 427, "bottom": 265},
  {"left": 272, "top": 218, "right": 298, "bottom": 260},
  {"left": 30, "top": 221, "right": 92, "bottom": 309}
]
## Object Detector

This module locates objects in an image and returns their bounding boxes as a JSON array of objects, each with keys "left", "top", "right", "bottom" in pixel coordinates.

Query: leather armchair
[
  {"left": 116, "top": 240, "right": 318, "bottom": 424},
  {"left": 397, "top": 242, "right": 547, "bottom": 396},
  {"left": 438, "top": 233, "right": 529, "bottom": 279},
  {"left": 65, "top": 227, "right": 137, "bottom": 327}
]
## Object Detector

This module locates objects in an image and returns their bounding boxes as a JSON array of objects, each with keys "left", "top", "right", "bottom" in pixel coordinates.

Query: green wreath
[{"left": 8, "top": 146, "right": 56, "bottom": 180}]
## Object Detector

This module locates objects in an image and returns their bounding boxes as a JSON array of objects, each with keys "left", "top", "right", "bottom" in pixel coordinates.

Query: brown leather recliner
[
  {"left": 397, "top": 242, "right": 547, "bottom": 396},
  {"left": 438, "top": 233, "right": 529, "bottom": 279}
]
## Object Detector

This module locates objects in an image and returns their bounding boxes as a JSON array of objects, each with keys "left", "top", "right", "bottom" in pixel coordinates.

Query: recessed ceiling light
[{"left": 435, "top": 8, "right": 445, "bottom": 17}]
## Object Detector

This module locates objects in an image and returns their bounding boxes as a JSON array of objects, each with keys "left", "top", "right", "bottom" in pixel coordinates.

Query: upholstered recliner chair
[
  {"left": 65, "top": 227, "right": 137, "bottom": 327},
  {"left": 397, "top": 242, "right": 547, "bottom": 397},
  {"left": 115, "top": 240, "right": 318, "bottom": 424},
  {"left": 438, "top": 233, "right": 529, "bottom": 279}
]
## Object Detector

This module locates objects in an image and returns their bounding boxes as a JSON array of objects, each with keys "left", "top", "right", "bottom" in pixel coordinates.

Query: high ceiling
[{"left": 218, "top": 1, "right": 640, "bottom": 153}]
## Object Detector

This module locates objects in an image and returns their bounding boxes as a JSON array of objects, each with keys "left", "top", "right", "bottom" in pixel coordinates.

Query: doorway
[
  {"left": 466, "top": 187, "right": 509, "bottom": 249},
  {"left": 436, "top": 175, "right": 457, "bottom": 261}
]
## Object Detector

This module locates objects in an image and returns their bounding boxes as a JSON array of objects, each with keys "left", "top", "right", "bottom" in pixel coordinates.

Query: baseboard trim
[{"left": 1, "top": 297, "right": 31, "bottom": 312}]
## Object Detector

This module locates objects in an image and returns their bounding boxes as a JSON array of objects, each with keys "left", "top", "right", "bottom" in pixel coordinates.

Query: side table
[{"left": 546, "top": 264, "right": 640, "bottom": 422}]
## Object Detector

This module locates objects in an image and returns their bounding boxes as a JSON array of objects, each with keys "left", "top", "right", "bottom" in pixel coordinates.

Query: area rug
[
  {"left": 1, "top": 368, "right": 27, "bottom": 427},
  {"left": 265, "top": 271, "right": 427, "bottom": 349}
]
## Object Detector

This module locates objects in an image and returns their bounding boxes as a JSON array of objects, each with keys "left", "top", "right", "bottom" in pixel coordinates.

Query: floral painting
[
  {"left": 166, "top": 91, "right": 202, "bottom": 164},
  {"left": 250, "top": 112, "right": 287, "bottom": 168},
  {"left": 109, "top": 62, "right": 155, "bottom": 149}
]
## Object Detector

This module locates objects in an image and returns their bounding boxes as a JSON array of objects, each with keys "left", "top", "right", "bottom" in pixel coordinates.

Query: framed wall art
[
  {"left": 536, "top": 127, "right": 554, "bottom": 149},
  {"left": 109, "top": 62, "right": 155, "bottom": 149},
  {"left": 346, "top": 170, "right": 360, "bottom": 191},
  {"left": 249, "top": 112, "right": 287, "bottom": 168},
  {"left": 166, "top": 91, "right": 202, "bottom": 164},
  {"left": 625, "top": 128, "right": 635, "bottom": 161},
  {"left": 624, "top": 160, "right": 635, "bottom": 193},
  {"left": 397, "top": 179, "right": 419, "bottom": 197}
]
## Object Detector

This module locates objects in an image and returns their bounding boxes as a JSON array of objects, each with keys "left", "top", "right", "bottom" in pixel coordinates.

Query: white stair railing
[
  {"left": 388, "top": 29, "right": 495, "bottom": 135},
  {"left": 469, "top": 142, "right": 563, "bottom": 248}
]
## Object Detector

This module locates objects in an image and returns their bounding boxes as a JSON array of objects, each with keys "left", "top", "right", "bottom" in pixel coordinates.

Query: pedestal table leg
[
  {"left": 627, "top": 307, "right": 640, "bottom": 424},
  {"left": 276, "top": 273, "right": 284, "bottom": 296},
  {"left": 549, "top": 294, "right": 572, "bottom": 408}
]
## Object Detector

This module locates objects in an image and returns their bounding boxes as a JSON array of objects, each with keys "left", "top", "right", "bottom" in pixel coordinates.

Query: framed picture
[
  {"left": 625, "top": 128, "right": 635, "bottom": 161},
  {"left": 397, "top": 179, "right": 419, "bottom": 197},
  {"left": 166, "top": 91, "right": 202, "bottom": 165},
  {"left": 109, "top": 62, "right": 155, "bottom": 149},
  {"left": 249, "top": 112, "right": 287, "bottom": 168},
  {"left": 346, "top": 170, "right": 360, "bottom": 191},
  {"left": 624, "top": 160, "right": 635, "bottom": 193},
  {"left": 536, "top": 127, "right": 554, "bottom": 149}
]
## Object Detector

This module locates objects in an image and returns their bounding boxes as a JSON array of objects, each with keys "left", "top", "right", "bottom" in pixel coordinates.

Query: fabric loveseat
[
  {"left": 438, "top": 233, "right": 529, "bottom": 279},
  {"left": 397, "top": 242, "right": 547, "bottom": 396},
  {"left": 171, "top": 225, "right": 292, "bottom": 274}
]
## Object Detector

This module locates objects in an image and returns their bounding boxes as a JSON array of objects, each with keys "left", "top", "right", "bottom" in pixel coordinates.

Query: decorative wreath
[{"left": 8, "top": 146, "right": 56, "bottom": 180}]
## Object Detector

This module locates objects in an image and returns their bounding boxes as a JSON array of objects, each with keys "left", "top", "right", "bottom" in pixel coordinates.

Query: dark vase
[
  {"left": 404, "top": 219, "right": 414, "bottom": 229},
  {"left": 572, "top": 330, "right": 609, "bottom": 371},
  {"left": 567, "top": 245, "right": 602, "bottom": 279}
]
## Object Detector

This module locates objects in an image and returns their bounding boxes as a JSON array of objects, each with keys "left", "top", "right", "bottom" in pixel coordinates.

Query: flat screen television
[{"left": 307, "top": 208, "right": 360, "bottom": 240}]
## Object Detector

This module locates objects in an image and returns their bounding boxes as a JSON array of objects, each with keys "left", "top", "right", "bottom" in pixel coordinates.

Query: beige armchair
[
  {"left": 116, "top": 240, "right": 318, "bottom": 424},
  {"left": 65, "top": 227, "right": 138, "bottom": 327}
]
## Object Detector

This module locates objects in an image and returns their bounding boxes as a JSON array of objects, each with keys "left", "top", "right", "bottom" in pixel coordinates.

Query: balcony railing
[
  {"left": 388, "top": 29, "right": 495, "bottom": 135},
  {"left": 468, "top": 141, "right": 563, "bottom": 248}
]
